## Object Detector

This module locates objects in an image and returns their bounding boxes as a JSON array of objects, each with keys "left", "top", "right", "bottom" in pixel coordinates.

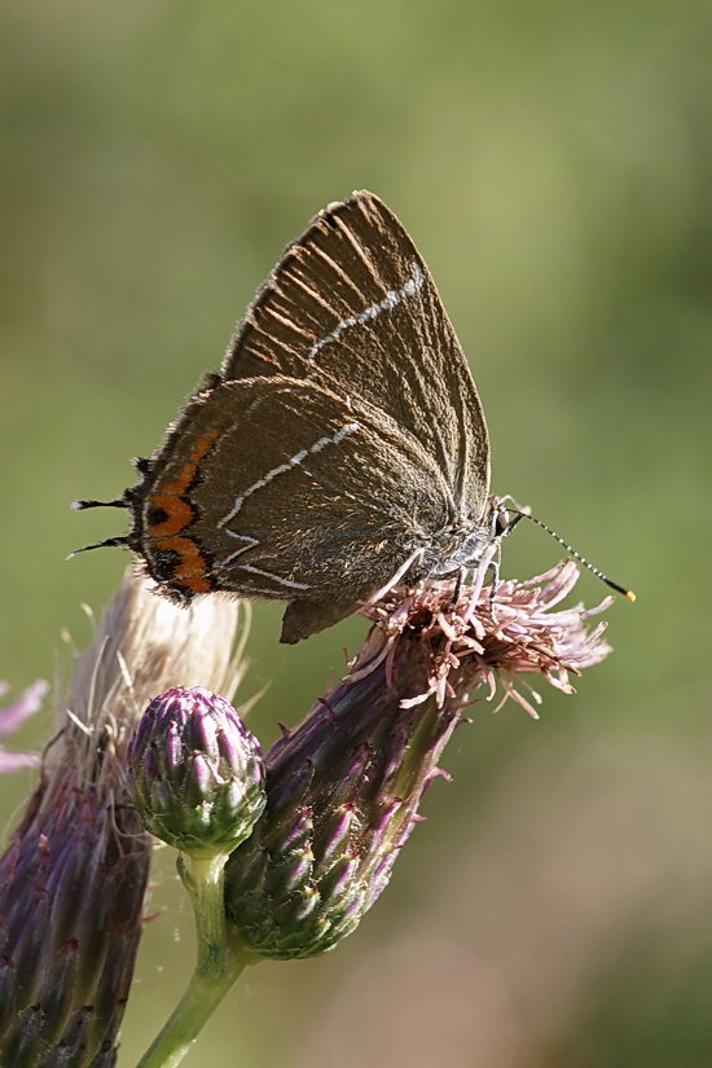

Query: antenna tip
[{"left": 625, "top": 589, "right": 637, "bottom": 603}]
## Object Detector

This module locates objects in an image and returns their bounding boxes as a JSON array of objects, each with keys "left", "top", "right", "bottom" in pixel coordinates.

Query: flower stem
[
  {"left": 137, "top": 852, "right": 255, "bottom": 1068},
  {"left": 181, "top": 852, "right": 230, "bottom": 977},
  {"left": 136, "top": 942, "right": 248, "bottom": 1068}
]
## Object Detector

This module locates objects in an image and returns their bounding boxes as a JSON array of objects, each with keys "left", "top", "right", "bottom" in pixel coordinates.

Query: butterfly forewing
[{"left": 221, "top": 191, "right": 491, "bottom": 518}]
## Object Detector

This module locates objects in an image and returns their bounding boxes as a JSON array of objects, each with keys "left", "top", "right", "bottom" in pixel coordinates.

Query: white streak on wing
[
  {"left": 308, "top": 262, "right": 425, "bottom": 359},
  {"left": 220, "top": 532, "right": 259, "bottom": 569},
  {"left": 309, "top": 422, "right": 360, "bottom": 452},
  {"left": 226, "top": 583, "right": 286, "bottom": 598},
  {"left": 237, "top": 564, "right": 310, "bottom": 591},
  {"left": 218, "top": 422, "right": 361, "bottom": 529}
]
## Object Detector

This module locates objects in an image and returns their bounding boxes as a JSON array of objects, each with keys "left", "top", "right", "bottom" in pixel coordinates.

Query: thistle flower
[
  {"left": 128, "top": 686, "right": 266, "bottom": 857},
  {"left": 0, "top": 572, "right": 245, "bottom": 1068},
  {"left": 225, "top": 560, "right": 612, "bottom": 960},
  {"left": 0, "top": 679, "right": 48, "bottom": 773},
  {"left": 363, "top": 558, "right": 613, "bottom": 719}
]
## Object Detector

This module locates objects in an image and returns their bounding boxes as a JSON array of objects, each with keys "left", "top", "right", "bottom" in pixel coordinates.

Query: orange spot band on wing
[
  {"left": 147, "top": 428, "right": 221, "bottom": 538},
  {"left": 148, "top": 495, "right": 194, "bottom": 537},
  {"left": 145, "top": 428, "right": 221, "bottom": 594},
  {"left": 163, "top": 429, "right": 220, "bottom": 496},
  {"left": 159, "top": 535, "right": 213, "bottom": 594}
]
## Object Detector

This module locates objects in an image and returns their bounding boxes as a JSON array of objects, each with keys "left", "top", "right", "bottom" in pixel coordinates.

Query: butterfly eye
[{"left": 494, "top": 509, "right": 510, "bottom": 537}]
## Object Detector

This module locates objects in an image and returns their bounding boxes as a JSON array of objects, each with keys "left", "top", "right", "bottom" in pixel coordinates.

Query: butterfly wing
[
  {"left": 125, "top": 192, "right": 492, "bottom": 641},
  {"left": 131, "top": 374, "right": 455, "bottom": 638},
  {"left": 220, "top": 191, "right": 491, "bottom": 521}
]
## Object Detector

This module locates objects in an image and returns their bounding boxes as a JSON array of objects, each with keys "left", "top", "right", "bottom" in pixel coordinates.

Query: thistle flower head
[
  {"left": 363, "top": 559, "right": 613, "bottom": 718},
  {"left": 128, "top": 686, "right": 266, "bottom": 857},
  {"left": 226, "top": 561, "right": 612, "bottom": 960}
]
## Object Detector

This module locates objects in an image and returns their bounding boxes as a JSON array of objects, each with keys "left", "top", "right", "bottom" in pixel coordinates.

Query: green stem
[
  {"left": 182, "top": 852, "right": 230, "bottom": 977},
  {"left": 136, "top": 852, "right": 255, "bottom": 1068},
  {"left": 136, "top": 934, "right": 249, "bottom": 1068}
]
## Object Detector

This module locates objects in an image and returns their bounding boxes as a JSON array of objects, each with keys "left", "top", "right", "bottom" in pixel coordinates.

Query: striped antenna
[
  {"left": 512, "top": 511, "right": 636, "bottom": 602},
  {"left": 71, "top": 498, "right": 128, "bottom": 511},
  {"left": 66, "top": 536, "right": 131, "bottom": 561}
]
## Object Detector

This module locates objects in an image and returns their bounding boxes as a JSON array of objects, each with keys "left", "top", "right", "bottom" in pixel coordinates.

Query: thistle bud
[
  {"left": 226, "top": 561, "right": 613, "bottom": 960},
  {"left": 128, "top": 687, "right": 266, "bottom": 857}
]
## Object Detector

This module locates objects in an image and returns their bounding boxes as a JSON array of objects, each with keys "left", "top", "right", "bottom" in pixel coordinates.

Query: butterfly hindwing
[{"left": 133, "top": 375, "right": 454, "bottom": 620}]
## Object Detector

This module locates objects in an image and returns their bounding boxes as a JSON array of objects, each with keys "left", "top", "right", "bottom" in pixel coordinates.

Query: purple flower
[
  {"left": 128, "top": 686, "right": 266, "bottom": 856},
  {"left": 362, "top": 559, "right": 613, "bottom": 719},
  {"left": 226, "top": 561, "right": 612, "bottom": 960},
  {"left": 0, "top": 679, "right": 48, "bottom": 773}
]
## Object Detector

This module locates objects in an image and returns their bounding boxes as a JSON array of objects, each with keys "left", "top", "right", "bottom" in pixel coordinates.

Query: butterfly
[{"left": 74, "top": 192, "right": 632, "bottom": 641}]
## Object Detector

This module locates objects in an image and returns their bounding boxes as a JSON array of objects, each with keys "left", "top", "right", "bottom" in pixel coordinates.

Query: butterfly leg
[
  {"left": 452, "top": 566, "right": 469, "bottom": 602},
  {"left": 486, "top": 535, "right": 506, "bottom": 604},
  {"left": 487, "top": 557, "right": 501, "bottom": 599}
]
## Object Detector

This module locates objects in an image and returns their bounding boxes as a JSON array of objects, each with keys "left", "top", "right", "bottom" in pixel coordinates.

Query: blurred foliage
[{"left": 1, "top": 1, "right": 710, "bottom": 1065}]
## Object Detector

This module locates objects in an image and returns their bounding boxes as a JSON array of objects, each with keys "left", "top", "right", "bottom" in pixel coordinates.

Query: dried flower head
[{"left": 226, "top": 560, "right": 612, "bottom": 960}]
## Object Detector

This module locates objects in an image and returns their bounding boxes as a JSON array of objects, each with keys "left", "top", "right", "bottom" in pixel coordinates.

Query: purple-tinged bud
[
  {"left": 225, "top": 561, "right": 613, "bottom": 959},
  {"left": 128, "top": 687, "right": 266, "bottom": 856}
]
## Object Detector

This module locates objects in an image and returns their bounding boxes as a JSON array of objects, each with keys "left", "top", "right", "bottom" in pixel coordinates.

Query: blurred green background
[{"left": 2, "top": 1, "right": 711, "bottom": 1065}]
